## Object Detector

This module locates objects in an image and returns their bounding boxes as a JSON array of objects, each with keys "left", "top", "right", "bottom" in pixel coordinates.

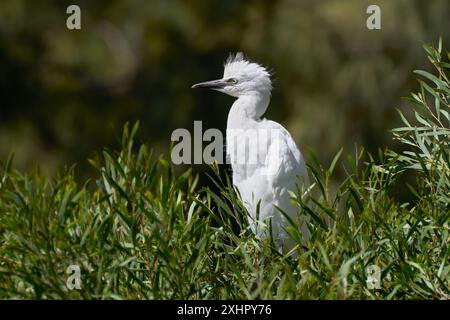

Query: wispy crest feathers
[
  {"left": 225, "top": 52, "right": 245, "bottom": 66},
  {"left": 224, "top": 52, "right": 271, "bottom": 80},
  {"left": 222, "top": 52, "right": 272, "bottom": 93}
]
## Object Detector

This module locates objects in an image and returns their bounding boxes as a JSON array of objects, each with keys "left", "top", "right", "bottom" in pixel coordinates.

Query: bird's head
[{"left": 192, "top": 52, "right": 272, "bottom": 98}]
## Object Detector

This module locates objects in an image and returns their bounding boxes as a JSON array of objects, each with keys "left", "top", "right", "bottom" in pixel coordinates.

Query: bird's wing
[
  {"left": 262, "top": 120, "right": 309, "bottom": 190},
  {"left": 259, "top": 119, "right": 310, "bottom": 248}
]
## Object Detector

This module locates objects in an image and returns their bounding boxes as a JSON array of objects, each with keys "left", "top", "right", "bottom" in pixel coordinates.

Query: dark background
[{"left": 1, "top": 0, "right": 449, "bottom": 183}]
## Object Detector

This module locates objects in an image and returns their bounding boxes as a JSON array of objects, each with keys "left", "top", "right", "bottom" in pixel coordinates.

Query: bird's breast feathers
[{"left": 227, "top": 119, "right": 307, "bottom": 189}]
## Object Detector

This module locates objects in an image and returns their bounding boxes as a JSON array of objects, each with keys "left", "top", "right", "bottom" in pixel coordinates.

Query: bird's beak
[{"left": 191, "top": 79, "right": 227, "bottom": 90}]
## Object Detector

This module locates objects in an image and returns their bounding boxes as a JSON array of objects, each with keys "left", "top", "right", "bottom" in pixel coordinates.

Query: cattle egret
[{"left": 192, "top": 53, "right": 309, "bottom": 253}]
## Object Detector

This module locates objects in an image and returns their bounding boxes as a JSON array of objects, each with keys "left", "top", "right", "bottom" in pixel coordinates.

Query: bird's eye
[{"left": 228, "top": 78, "right": 238, "bottom": 84}]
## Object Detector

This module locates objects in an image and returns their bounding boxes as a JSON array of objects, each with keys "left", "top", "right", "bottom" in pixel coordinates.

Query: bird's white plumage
[{"left": 194, "top": 52, "right": 309, "bottom": 253}]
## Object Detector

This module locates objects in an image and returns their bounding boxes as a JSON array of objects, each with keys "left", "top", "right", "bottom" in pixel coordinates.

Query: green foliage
[
  {"left": 0, "top": 44, "right": 449, "bottom": 299},
  {"left": 392, "top": 39, "right": 450, "bottom": 210},
  {"left": 1, "top": 122, "right": 210, "bottom": 299}
]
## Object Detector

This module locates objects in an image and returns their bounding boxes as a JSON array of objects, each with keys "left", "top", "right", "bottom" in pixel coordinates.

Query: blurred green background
[{"left": 1, "top": 0, "right": 449, "bottom": 181}]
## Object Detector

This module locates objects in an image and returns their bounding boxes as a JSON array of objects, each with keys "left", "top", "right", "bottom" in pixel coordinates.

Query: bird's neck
[{"left": 227, "top": 93, "right": 270, "bottom": 128}]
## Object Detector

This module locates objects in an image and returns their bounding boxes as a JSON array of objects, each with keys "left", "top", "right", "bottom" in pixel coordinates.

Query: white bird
[{"left": 192, "top": 52, "right": 309, "bottom": 253}]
